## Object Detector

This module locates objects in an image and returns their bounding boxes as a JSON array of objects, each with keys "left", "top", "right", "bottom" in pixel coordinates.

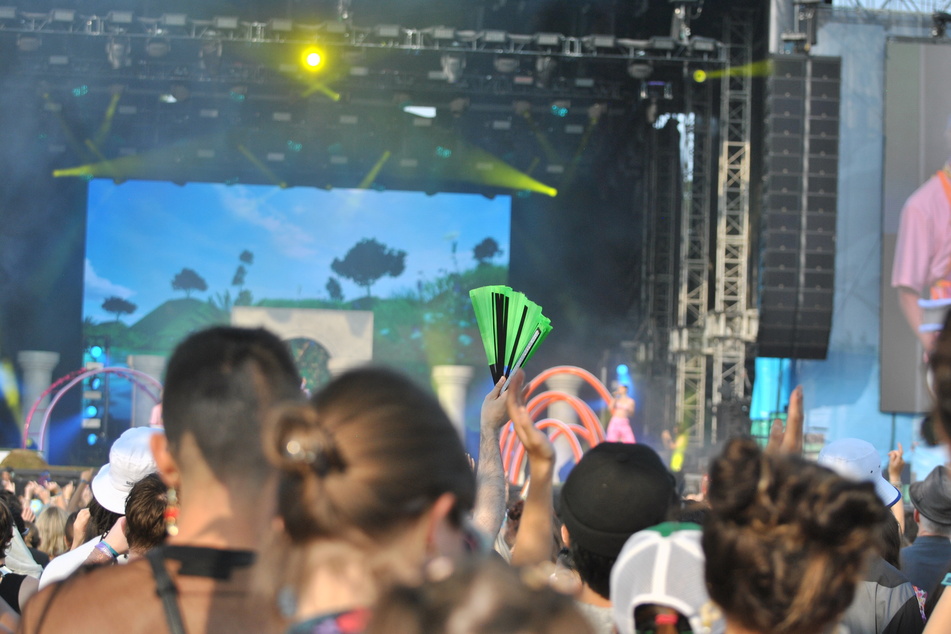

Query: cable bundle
[{"left": 469, "top": 285, "right": 552, "bottom": 385}]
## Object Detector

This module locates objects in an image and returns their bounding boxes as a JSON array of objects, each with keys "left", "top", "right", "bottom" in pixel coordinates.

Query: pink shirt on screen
[{"left": 891, "top": 174, "right": 951, "bottom": 295}]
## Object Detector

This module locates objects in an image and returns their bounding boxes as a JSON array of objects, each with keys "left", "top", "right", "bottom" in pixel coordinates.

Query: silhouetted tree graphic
[
  {"left": 232, "top": 265, "right": 247, "bottom": 289},
  {"left": 326, "top": 277, "right": 344, "bottom": 302},
  {"left": 473, "top": 237, "right": 502, "bottom": 265},
  {"left": 239, "top": 250, "right": 254, "bottom": 265},
  {"left": 171, "top": 268, "right": 208, "bottom": 298},
  {"left": 101, "top": 296, "right": 137, "bottom": 322},
  {"left": 331, "top": 238, "right": 406, "bottom": 298}
]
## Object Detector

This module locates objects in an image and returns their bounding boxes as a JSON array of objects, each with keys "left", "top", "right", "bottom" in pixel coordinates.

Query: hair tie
[{"left": 283, "top": 429, "right": 342, "bottom": 477}]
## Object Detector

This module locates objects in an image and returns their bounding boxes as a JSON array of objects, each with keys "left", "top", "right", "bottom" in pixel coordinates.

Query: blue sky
[{"left": 84, "top": 180, "right": 510, "bottom": 323}]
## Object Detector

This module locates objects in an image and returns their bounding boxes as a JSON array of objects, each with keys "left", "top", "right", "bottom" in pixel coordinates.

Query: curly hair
[{"left": 702, "top": 437, "right": 888, "bottom": 634}]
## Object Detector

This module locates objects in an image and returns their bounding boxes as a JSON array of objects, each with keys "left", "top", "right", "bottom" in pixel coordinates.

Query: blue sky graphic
[{"left": 84, "top": 180, "right": 510, "bottom": 323}]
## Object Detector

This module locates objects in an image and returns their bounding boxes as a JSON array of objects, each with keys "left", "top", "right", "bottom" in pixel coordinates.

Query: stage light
[
  {"left": 213, "top": 16, "right": 239, "bottom": 30},
  {"left": 690, "top": 37, "right": 718, "bottom": 53},
  {"left": 89, "top": 377, "right": 102, "bottom": 391},
  {"left": 693, "top": 69, "right": 707, "bottom": 83},
  {"left": 535, "top": 56, "right": 555, "bottom": 88},
  {"left": 89, "top": 345, "right": 103, "bottom": 359},
  {"left": 269, "top": 18, "right": 293, "bottom": 33},
  {"left": 200, "top": 37, "right": 223, "bottom": 75},
  {"left": 106, "top": 37, "right": 131, "bottom": 70},
  {"left": 493, "top": 57, "right": 518, "bottom": 73},
  {"left": 106, "top": 11, "right": 134, "bottom": 25},
  {"left": 50, "top": 9, "right": 76, "bottom": 23},
  {"left": 484, "top": 30, "right": 507, "bottom": 44},
  {"left": 550, "top": 101, "right": 569, "bottom": 117},
  {"left": 84, "top": 404, "right": 99, "bottom": 418},
  {"left": 375, "top": 24, "right": 401, "bottom": 39},
  {"left": 161, "top": 13, "right": 188, "bottom": 28},
  {"left": 16, "top": 35, "right": 42, "bottom": 52},
  {"left": 582, "top": 34, "right": 616, "bottom": 50},
  {"left": 86, "top": 433, "right": 98, "bottom": 446},
  {"left": 145, "top": 38, "right": 170, "bottom": 58},
  {"left": 301, "top": 47, "right": 325, "bottom": 71},
  {"left": 534, "top": 32, "right": 563, "bottom": 47},
  {"left": 424, "top": 26, "right": 455, "bottom": 41},
  {"left": 440, "top": 54, "right": 465, "bottom": 83}
]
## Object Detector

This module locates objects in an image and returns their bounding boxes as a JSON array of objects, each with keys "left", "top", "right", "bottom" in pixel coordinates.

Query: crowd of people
[{"left": 0, "top": 320, "right": 946, "bottom": 632}]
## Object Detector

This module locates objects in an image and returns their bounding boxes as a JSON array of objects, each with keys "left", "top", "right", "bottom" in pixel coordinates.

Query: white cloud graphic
[
  {"left": 218, "top": 187, "right": 318, "bottom": 260},
  {"left": 84, "top": 259, "right": 135, "bottom": 301}
]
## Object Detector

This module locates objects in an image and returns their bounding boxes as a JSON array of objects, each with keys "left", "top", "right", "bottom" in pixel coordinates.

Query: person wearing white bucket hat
[
  {"left": 90, "top": 427, "right": 163, "bottom": 515},
  {"left": 38, "top": 426, "right": 161, "bottom": 590},
  {"left": 818, "top": 438, "right": 925, "bottom": 634}
]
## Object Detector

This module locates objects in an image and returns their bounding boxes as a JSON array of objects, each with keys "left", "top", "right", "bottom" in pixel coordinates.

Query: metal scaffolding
[
  {"left": 672, "top": 75, "right": 715, "bottom": 443},
  {"left": 708, "top": 12, "right": 759, "bottom": 441}
]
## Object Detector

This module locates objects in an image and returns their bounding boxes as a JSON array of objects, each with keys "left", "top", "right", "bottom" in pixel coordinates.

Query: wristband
[
  {"left": 80, "top": 479, "right": 90, "bottom": 485},
  {"left": 96, "top": 540, "right": 119, "bottom": 560}
]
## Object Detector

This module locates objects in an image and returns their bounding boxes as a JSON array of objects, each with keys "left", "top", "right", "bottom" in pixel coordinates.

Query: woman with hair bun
[
  {"left": 703, "top": 437, "right": 889, "bottom": 634},
  {"left": 264, "top": 366, "right": 479, "bottom": 633}
]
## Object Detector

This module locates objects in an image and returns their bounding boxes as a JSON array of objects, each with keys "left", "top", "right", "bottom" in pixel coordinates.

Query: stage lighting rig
[
  {"left": 669, "top": 0, "right": 703, "bottom": 43},
  {"left": 782, "top": 0, "right": 821, "bottom": 53}
]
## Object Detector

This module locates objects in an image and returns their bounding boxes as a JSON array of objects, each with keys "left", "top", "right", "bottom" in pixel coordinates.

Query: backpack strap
[{"left": 147, "top": 547, "right": 187, "bottom": 634}]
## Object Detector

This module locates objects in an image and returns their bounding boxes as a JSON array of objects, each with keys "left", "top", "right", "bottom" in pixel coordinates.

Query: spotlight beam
[
  {"left": 93, "top": 90, "right": 122, "bottom": 147},
  {"left": 357, "top": 150, "right": 391, "bottom": 189},
  {"left": 237, "top": 144, "right": 287, "bottom": 188}
]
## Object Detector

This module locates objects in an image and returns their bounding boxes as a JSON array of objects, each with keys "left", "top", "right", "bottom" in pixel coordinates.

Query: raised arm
[
  {"left": 506, "top": 370, "right": 556, "bottom": 567},
  {"left": 471, "top": 377, "right": 510, "bottom": 541}
]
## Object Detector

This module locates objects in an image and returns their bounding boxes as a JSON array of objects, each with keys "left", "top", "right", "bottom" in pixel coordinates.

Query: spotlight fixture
[
  {"left": 145, "top": 38, "right": 170, "bottom": 58},
  {"left": 493, "top": 57, "right": 518, "bottom": 73},
  {"left": 50, "top": 9, "right": 76, "bottom": 23},
  {"left": 440, "top": 53, "right": 465, "bottom": 84},
  {"left": 627, "top": 62, "right": 652, "bottom": 80},
  {"left": 106, "top": 37, "right": 131, "bottom": 70},
  {"left": 160, "top": 13, "right": 188, "bottom": 28},
  {"left": 535, "top": 56, "right": 555, "bottom": 88},
  {"left": 199, "top": 36, "right": 223, "bottom": 75},
  {"left": 106, "top": 11, "right": 134, "bottom": 26},
  {"left": 16, "top": 34, "right": 42, "bottom": 52}
]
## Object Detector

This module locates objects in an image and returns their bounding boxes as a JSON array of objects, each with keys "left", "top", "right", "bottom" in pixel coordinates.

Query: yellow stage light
[{"left": 301, "top": 47, "right": 325, "bottom": 71}]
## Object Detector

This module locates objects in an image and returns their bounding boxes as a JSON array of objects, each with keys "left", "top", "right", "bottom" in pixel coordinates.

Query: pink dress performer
[{"left": 605, "top": 385, "right": 636, "bottom": 443}]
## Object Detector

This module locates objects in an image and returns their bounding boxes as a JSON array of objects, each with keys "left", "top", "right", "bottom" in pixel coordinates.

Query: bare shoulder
[{"left": 20, "top": 561, "right": 159, "bottom": 634}]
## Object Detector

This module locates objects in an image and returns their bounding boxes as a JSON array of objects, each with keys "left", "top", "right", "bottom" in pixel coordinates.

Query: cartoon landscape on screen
[{"left": 83, "top": 180, "right": 510, "bottom": 390}]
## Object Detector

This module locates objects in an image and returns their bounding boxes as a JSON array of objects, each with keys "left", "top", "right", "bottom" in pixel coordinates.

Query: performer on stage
[
  {"left": 892, "top": 120, "right": 951, "bottom": 354},
  {"left": 605, "top": 384, "right": 636, "bottom": 443}
]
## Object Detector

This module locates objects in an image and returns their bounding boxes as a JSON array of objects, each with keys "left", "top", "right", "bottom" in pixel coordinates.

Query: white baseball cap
[
  {"left": 611, "top": 522, "right": 725, "bottom": 634},
  {"left": 817, "top": 438, "right": 901, "bottom": 508}
]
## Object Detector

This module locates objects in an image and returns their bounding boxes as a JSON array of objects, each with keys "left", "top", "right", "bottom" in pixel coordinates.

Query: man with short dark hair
[
  {"left": 558, "top": 442, "right": 677, "bottom": 633},
  {"left": 20, "top": 326, "right": 303, "bottom": 633}
]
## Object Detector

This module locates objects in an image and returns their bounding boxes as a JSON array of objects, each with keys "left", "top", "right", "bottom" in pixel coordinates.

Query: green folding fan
[{"left": 469, "top": 285, "right": 552, "bottom": 386}]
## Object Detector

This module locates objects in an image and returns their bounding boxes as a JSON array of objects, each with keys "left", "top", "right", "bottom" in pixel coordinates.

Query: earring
[{"left": 165, "top": 487, "right": 180, "bottom": 537}]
